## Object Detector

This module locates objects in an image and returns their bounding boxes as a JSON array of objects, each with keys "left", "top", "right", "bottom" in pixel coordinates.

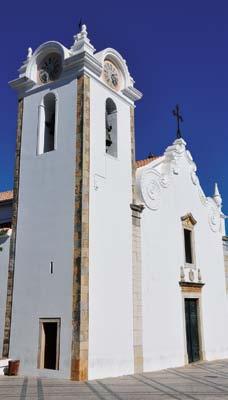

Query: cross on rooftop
[{"left": 172, "top": 104, "right": 183, "bottom": 139}]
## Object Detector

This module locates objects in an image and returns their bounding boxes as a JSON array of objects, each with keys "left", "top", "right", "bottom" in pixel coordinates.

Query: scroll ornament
[
  {"left": 140, "top": 170, "right": 161, "bottom": 210},
  {"left": 140, "top": 169, "right": 169, "bottom": 211}
]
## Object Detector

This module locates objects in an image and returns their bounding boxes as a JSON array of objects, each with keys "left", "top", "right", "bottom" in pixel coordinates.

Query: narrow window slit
[
  {"left": 50, "top": 261, "right": 54, "bottom": 274},
  {"left": 184, "top": 229, "right": 193, "bottom": 264}
]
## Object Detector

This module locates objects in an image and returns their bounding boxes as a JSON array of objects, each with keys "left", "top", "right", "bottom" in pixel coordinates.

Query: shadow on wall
[{"left": 0, "top": 231, "right": 10, "bottom": 248}]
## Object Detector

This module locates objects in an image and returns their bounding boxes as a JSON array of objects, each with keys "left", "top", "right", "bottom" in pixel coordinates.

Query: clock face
[
  {"left": 38, "top": 53, "right": 62, "bottom": 84},
  {"left": 104, "top": 61, "right": 119, "bottom": 89}
]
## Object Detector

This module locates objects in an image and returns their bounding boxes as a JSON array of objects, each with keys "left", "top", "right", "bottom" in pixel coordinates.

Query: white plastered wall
[
  {"left": 140, "top": 148, "right": 228, "bottom": 371},
  {"left": 9, "top": 78, "right": 77, "bottom": 379},
  {"left": 88, "top": 78, "right": 134, "bottom": 379}
]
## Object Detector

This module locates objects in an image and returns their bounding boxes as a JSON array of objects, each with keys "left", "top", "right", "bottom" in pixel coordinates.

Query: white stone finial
[
  {"left": 213, "top": 182, "right": 222, "bottom": 208},
  {"left": 214, "top": 182, "right": 220, "bottom": 197},
  {"left": 71, "top": 24, "right": 95, "bottom": 55},
  {"left": 27, "top": 47, "right": 33, "bottom": 61},
  {"left": 81, "top": 24, "right": 87, "bottom": 34},
  {"left": 20, "top": 46, "right": 33, "bottom": 70}
]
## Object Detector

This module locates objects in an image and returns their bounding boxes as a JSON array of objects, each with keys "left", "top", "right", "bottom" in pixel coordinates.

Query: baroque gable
[{"left": 136, "top": 138, "right": 223, "bottom": 234}]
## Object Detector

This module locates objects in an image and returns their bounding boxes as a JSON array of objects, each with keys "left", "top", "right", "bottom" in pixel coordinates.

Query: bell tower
[{"left": 4, "top": 25, "right": 142, "bottom": 380}]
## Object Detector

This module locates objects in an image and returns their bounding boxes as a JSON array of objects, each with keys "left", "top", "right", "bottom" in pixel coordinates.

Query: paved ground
[{"left": 1, "top": 359, "right": 228, "bottom": 399}]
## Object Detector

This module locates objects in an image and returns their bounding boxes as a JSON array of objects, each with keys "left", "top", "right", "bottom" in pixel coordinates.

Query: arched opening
[
  {"left": 37, "top": 93, "right": 56, "bottom": 154},
  {"left": 105, "top": 98, "right": 117, "bottom": 157}
]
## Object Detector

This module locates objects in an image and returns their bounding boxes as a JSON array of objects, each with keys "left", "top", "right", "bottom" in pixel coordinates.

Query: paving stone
[{"left": 0, "top": 359, "right": 228, "bottom": 399}]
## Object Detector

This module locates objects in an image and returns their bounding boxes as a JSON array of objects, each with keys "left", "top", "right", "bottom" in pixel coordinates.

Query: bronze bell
[{"left": 106, "top": 132, "right": 112, "bottom": 148}]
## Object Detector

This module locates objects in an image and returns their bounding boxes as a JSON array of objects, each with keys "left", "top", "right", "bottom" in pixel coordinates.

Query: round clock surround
[
  {"left": 38, "top": 53, "right": 62, "bottom": 84},
  {"left": 103, "top": 60, "right": 120, "bottom": 90}
]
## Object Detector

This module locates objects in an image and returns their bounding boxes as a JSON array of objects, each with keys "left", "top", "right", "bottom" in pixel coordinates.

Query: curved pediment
[
  {"left": 95, "top": 48, "right": 132, "bottom": 89},
  {"left": 136, "top": 138, "right": 223, "bottom": 233},
  {"left": 25, "top": 41, "right": 70, "bottom": 84}
]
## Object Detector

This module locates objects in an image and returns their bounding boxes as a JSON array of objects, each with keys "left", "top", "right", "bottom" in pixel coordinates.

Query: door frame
[
  {"left": 180, "top": 283, "right": 205, "bottom": 364},
  {"left": 37, "top": 318, "right": 61, "bottom": 370}
]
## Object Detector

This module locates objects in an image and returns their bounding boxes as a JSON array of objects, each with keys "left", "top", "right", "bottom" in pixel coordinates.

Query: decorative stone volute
[{"left": 71, "top": 24, "right": 95, "bottom": 55}]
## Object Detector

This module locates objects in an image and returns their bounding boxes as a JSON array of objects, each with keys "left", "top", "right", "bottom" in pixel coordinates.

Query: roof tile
[{"left": 135, "top": 156, "right": 159, "bottom": 168}]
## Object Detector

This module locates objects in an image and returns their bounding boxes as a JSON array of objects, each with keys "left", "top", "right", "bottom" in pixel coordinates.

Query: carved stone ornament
[
  {"left": 187, "top": 158, "right": 208, "bottom": 211},
  {"left": 208, "top": 202, "right": 221, "bottom": 233},
  {"left": 140, "top": 170, "right": 161, "bottom": 210},
  {"left": 189, "top": 269, "right": 194, "bottom": 282},
  {"left": 71, "top": 24, "right": 95, "bottom": 55},
  {"left": 198, "top": 185, "right": 207, "bottom": 206},
  {"left": 198, "top": 268, "right": 202, "bottom": 282},
  {"left": 137, "top": 138, "right": 221, "bottom": 221},
  {"left": 160, "top": 174, "right": 169, "bottom": 188},
  {"left": 184, "top": 150, "right": 198, "bottom": 186},
  {"left": 191, "top": 169, "right": 199, "bottom": 185},
  {"left": 186, "top": 150, "right": 193, "bottom": 161},
  {"left": 186, "top": 155, "right": 209, "bottom": 208},
  {"left": 180, "top": 266, "right": 185, "bottom": 282},
  {"left": 164, "top": 138, "right": 186, "bottom": 176},
  {"left": 171, "top": 157, "right": 180, "bottom": 175}
]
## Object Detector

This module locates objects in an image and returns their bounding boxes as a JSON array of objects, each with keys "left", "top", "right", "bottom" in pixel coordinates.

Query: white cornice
[
  {"left": 63, "top": 51, "right": 102, "bottom": 77},
  {"left": 9, "top": 51, "right": 102, "bottom": 97},
  {"left": 121, "top": 86, "right": 142, "bottom": 101},
  {"left": 10, "top": 52, "right": 142, "bottom": 105},
  {"left": 9, "top": 76, "right": 35, "bottom": 93}
]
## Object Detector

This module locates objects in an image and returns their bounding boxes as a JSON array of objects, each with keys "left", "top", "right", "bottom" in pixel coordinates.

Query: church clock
[
  {"left": 103, "top": 60, "right": 119, "bottom": 89},
  {"left": 38, "top": 53, "right": 62, "bottom": 84}
]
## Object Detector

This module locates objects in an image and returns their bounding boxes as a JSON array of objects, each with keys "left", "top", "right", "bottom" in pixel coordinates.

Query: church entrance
[{"left": 185, "top": 299, "right": 200, "bottom": 363}]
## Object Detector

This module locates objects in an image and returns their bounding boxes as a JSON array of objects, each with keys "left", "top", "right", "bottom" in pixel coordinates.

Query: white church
[{"left": 0, "top": 25, "right": 228, "bottom": 380}]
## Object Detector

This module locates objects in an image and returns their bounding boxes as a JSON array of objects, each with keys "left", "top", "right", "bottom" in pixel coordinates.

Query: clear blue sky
[{"left": 1, "top": 0, "right": 227, "bottom": 217}]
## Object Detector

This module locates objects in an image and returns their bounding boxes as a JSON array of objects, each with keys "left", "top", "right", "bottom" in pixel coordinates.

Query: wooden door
[{"left": 185, "top": 299, "right": 200, "bottom": 363}]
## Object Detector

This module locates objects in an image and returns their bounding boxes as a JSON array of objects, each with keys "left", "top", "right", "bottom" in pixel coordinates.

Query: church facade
[{"left": 0, "top": 25, "right": 228, "bottom": 380}]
